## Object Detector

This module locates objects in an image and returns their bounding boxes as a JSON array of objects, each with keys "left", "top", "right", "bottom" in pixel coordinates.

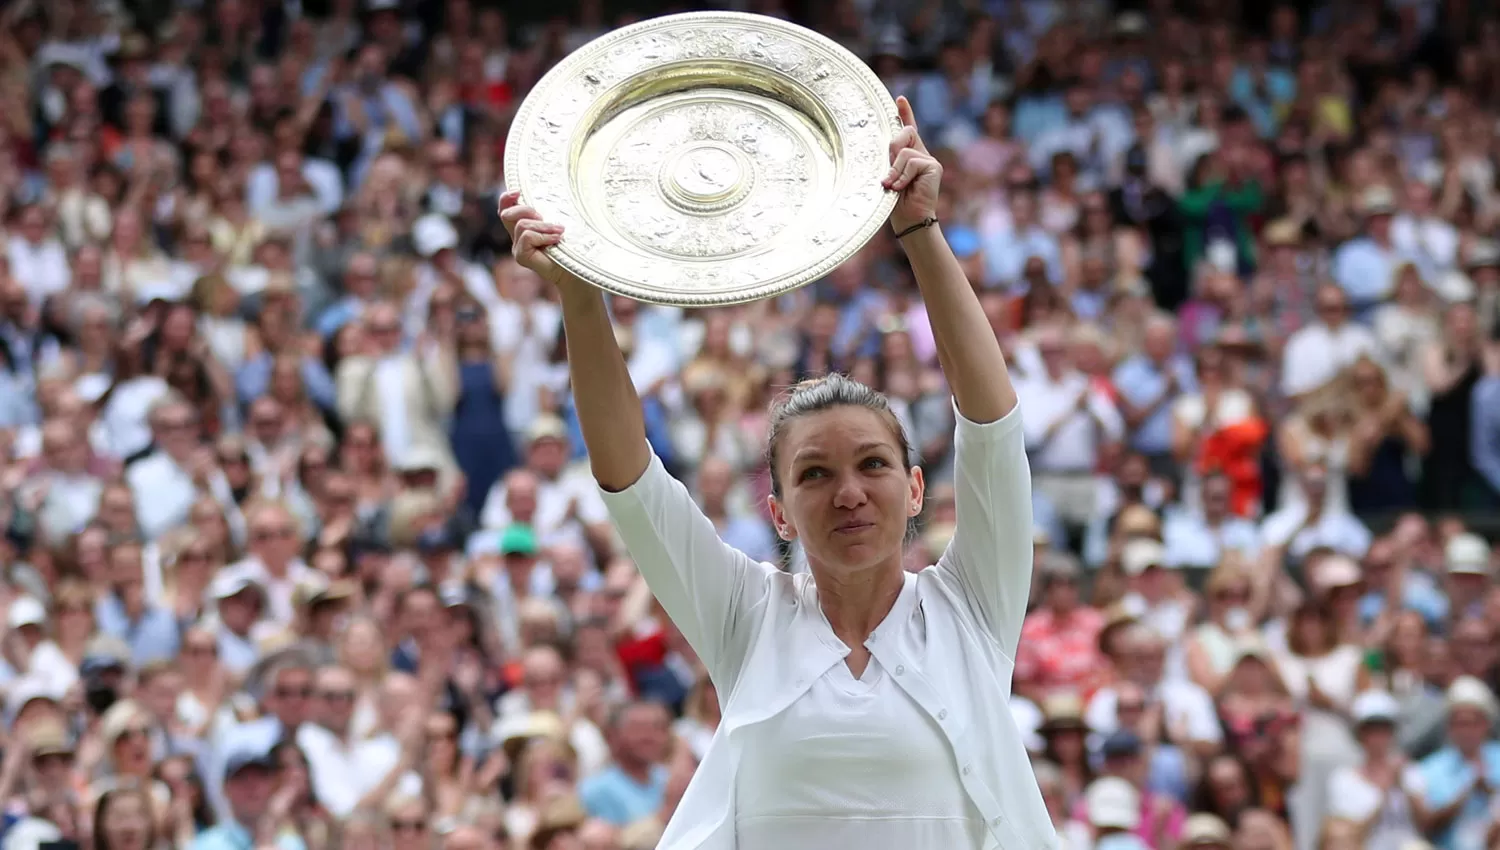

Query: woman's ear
[
  {"left": 767, "top": 495, "right": 796, "bottom": 541},
  {"left": 907, "top": 465, "right": 925, "bottom": 517}
]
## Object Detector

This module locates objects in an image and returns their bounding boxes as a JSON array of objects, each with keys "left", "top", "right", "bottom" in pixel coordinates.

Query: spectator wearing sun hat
[
  {"left": 1179, "top": 813, "right": 1233, "bottom": 848},
  {"left": 1118, "top": 538, "right": 1193, "bottom": 648},
  {"left": 1084, "top": 776, "right": 1150, "bottom": 849},
  {"left": 1443, "top": 532, "right": 1491, "bottom": 622},
  {"left": 1325, "top": 690, "right": 1422, "bottom": 850},
  {"left": 1402, "top": 676, "right": 1500, "bottom": 849}
]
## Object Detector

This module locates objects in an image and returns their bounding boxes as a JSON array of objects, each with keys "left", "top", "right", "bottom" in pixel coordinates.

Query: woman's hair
[
  {"left": 764, "top": 373, "right": 911, "bottom": 498},
  {"left": 152, "top": 756, "right": 216, "bottom": 830},
  {"left": 92, "top": 783, "right": 158, "bottom": 850},
  {"left": 1286, "top": 599, "right": 1337, "bottom": 657}
]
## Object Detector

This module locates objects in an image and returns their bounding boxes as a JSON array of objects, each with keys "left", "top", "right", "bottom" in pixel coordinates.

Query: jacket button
[
  {"left": 962, "top": 765, "right": 971, "bottom": 776},
  {"left": 894, "top": 665, "right": 905, "bottom": 675},
  {"left": 991, "top": 817, "right": 1002, "bottom": 827},
  {"left": 938, "top": 709, "right": 948, "bottom": 720}
]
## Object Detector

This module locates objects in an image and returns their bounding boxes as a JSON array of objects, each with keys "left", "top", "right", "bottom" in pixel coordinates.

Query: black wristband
[{"left": 894, "top": 216, "right": 938, "bottom": 239}]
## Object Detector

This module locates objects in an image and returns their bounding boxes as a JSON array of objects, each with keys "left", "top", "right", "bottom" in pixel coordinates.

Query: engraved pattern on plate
[
  {"left": 504, "top": 12, "right": 900, "bottom": 305},
  {"left": 601, "top": 101, "right": 812, "bottom": 259}
]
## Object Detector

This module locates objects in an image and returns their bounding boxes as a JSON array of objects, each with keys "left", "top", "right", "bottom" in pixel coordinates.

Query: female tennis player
[{"left": 499, "top": 95, "right": 1053, "bottom": 850}]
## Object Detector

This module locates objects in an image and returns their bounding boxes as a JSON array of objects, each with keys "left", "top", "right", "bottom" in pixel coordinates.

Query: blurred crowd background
[{"left": 5, "top": 0, "right": 1500, "bottom": 849}]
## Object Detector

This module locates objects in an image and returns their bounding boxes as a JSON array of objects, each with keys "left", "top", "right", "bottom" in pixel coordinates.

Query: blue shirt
[
  {"left": 235, "top": 354, "right": 336, "bottom": 410},
  {"left": 191, "top": 821, "right": 305, "bottom": 850},
  {"left": 93, "top": 596, "right": 180, "bottom": 666},
  {"left": 579, "top": 764, "right": 669, "bottom": 826},
  {"left": 981, "top": 226, "right": 1062, "bottom": 290},
  {"left": 1331, "top": 238, "right": 1409, "bottom": 310},
  {"left": 1358, "top": 571, "right": 1449, "bottom": 631},
  {"left": 1471, "top": 375, "right": 1500, "bottom": 496},
  {"left": 1112, "top": 355, "right": 1195, "bottom": 456}
]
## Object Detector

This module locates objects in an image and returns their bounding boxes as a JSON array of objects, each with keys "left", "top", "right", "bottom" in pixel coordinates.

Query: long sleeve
[
  {"left": 334, "top": 357, "right": 374, "bottom": 422},
  {"left": 931, "top": 402, "right": 1033, "bottom": 659},
  {"left": 1471, "top": 378, "right": 1500, "bottom": 494},
  {"left": 598, "top": 455, "right": 775, "bottom": 684}
]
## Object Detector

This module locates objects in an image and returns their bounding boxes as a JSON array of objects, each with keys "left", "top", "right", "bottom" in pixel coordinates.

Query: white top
[
  {"left": 1326, "top": 764, "right": 1420, "bottom": 850},
  {"left": 1280, "top": 322, "right": 1378, "bottom": 397},
  {"left": 599, "top": 401, "right": 1057, "bottom": 850},
  {"left": 1016, "top": 372, "right": 1124, "bottom": 472},
  {"left": 736, "top": 652, "right": 986, "bottom": 849}
]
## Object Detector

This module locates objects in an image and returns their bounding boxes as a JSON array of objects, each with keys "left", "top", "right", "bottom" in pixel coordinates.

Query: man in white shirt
[
  {"left": 7, "top": 204, "right": 71, "bottom": 306},
  {"left": 1016, "top": 325, "right": 1124, "bottom": 528},
  {"left": 29, "top": 417, "right": 104, "bottom": 544},
  {"left": 124, "top": 394, "right": 236, "bottom": 541},
  {"left": 1280, "top": 284, "right": 1379, "bottom": 399},
  {"left": 477, "top": 418, "right": 615, "bottom": 556},
  {"left": 1391, "top": 179, "right": 1459, "bottom": 282},
  {"left": 1085, "top": 623, "right": 1222, "bottom": 756},
  {"left": 1161, "top": 472, "right": 1261, "bottom": 571},
  {"left": 222, "top": 501, "right": 324, "bottom": 626},
  {"left": 1259, "top": 463, "right": 1372, "bottom": 560},
  {"left": 298, "top": 665, "right": 408, "bottom": 816}
]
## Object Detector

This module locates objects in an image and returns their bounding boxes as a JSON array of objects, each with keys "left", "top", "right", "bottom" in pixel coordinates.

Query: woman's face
[
  {"left": 342, "top": 425, "right": 379, "bottom": 472},
  {"left": 181, "top": 632, "right": 218, "bottom": 674},
  {"left": 424, "top": 714, "right": 459, "bottom": 770},
  {"left": 524, "top": 743, "right": 572, "bottom": 800},
  {"left": 101, "top": 794, "right": 152, "bottom": 850},
  {"left": 1358, "top": 721, "right": 1395, "bottom": 757},
  {"left": 388, "top": 803, "right": 430, "bottom": 850},
  {"left": 270, "top": 360, "right": 301, "bottom": 401},
  {"left": 112, "top": 725, "right": 152, "bottom": 773},
  {"left": 1208, "top": 758, "right": 1251, "bottom": 813},
  {"left": 1390, "top": 612, "right": 1426, "bottom": 660},
  {"left": 54, "top": 597, "right": 93, "bottom": 641},
  {"left": 161, "top": 307, "right": 195, "bottom": 349},
  {"left": 77, "top": 529, "right": 109, "bottom": 578},
  {"left": 190, "top": 503, "right": 228, "bottom": 548},
  {"left": 1048, "top": 727, "right": 1085, "bottom": 761},
  {"left": 769, "top": 406, "right": 918, "bottom": 575},
  {"left": 341, "top": 621, "right": 383, "bottom": 673},
  {"left": 1211, "top": 583, "right": 1250, "bottom": 618},
  {"left": 1293, "top": 610, "right": 1327, "bottom": 654},
  {"left": 1356, "top": 362, "right": 1386, "bottom": 404},
  {"left": 879, "top": 329, "right": 913, "bottom": 365},
  {"left": 701, "top": 313, "right": 731, "bottom": 357}
]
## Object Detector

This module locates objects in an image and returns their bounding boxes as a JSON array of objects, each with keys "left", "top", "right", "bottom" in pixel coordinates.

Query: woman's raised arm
[
  {"left": 497, "top": 191, "right": 771, "bottom": 683},
  {"left": 498, "top": 191, "right": 650, "bottom": 492},
  {"left": 885, "top": 96, "right": 1017, "bottom": 424}
]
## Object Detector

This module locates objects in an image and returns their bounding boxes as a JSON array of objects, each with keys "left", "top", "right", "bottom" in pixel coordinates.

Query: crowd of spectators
[{"left": 3, "top": 0, "right": 1500, "bottom": 849}]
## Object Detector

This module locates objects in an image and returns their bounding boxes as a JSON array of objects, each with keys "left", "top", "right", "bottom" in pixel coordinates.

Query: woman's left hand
[{"left": 883, "top": 96, "right": 942, "bottom": 233}]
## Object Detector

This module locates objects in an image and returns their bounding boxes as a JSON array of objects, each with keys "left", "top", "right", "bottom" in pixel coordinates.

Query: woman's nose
[{"left": 831, "top": 476, "right": 867, "bottom": 509}]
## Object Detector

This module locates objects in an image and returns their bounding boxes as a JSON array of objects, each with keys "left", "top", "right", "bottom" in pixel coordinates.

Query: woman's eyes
[{"left": 799, "top": 458, "right": 887, "bottom": 480}]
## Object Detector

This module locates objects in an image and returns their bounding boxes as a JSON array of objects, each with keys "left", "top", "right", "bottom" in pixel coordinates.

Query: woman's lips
[{"left": 834, "top": 521, "right": 875, "bottom": 534}]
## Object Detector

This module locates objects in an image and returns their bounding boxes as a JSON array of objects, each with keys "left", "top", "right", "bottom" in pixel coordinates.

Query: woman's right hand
[{"left": 498, "top": 191, "right": 578, "bottom": 293}]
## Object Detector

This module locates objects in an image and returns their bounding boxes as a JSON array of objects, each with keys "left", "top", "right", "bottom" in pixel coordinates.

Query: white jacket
[{"left": 599, "top": 403, "right": 1058, "bottom": 850}]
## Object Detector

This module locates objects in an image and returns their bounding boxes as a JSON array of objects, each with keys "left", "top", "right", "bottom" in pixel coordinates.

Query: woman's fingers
[
  {"left": 884, "top": 147, "right": 930, "bottom": 190},
  {"left": 500, "top": 203, "right": 547, "bottom": 236},
  {"left": 896, "top": 95, "right": 916, "bottom": 128},
  {"left": 893, "top": 96, "right": 929, "bottom": 155},
  {"left": 888, "top": 126, "right": 918, "bottom": 164},
  {"left": 514, "top": 229, "right": 562, "bottom": 256}
]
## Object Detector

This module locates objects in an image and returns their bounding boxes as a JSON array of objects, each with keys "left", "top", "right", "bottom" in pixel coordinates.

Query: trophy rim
[{"left": 503, "top": 11, "right": 900, "bottom": 307}]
